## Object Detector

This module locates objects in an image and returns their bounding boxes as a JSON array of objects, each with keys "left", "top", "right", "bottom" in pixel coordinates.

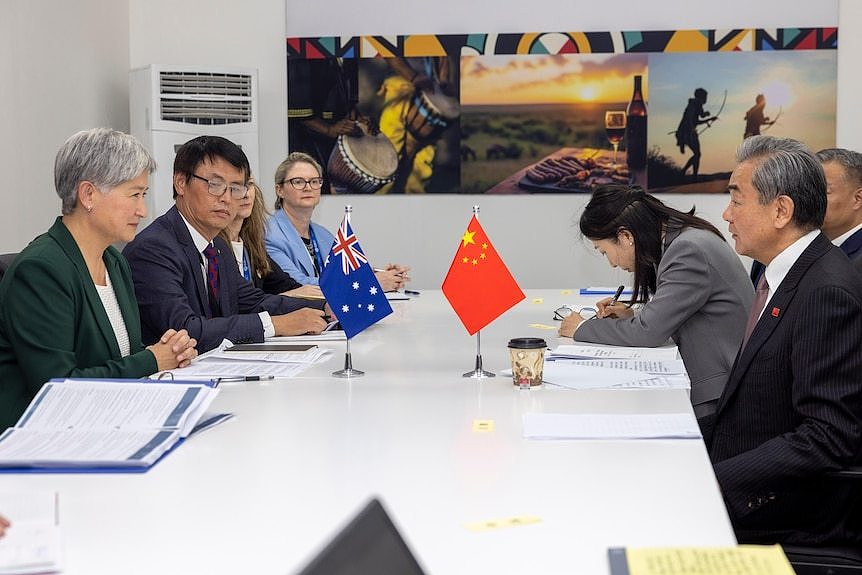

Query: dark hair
[
  {"left": 816, "top": 147, "right": 862, "bottom": 189},
  {"left": 736, "top": 135, "right": 825, "bottom": 231},
  {"left": 694, "top": 88, "right": 707, "bottom": 101},
  {"left": 579, "top": 185, "right": 723, "bottom": 304},
  {"left": 172, "top": 136, "right": 250, "bottom": 198}
]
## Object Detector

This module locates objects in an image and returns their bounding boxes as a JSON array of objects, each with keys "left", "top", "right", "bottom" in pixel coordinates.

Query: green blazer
[{"left": 0, "top": 218, "right": 157, "bottom": 428}]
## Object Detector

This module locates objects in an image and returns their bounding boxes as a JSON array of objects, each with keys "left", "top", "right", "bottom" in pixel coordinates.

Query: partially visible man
[
  {"left": 712, "top": 135, "right": 862, "bottom": 546},
  {"left": 124, "top": 136, "right": 328, "bottom": 353},
  {"left": 817, "top": 147, "right": 862, "bottom": 261},
  {"left": 749, "top": 146, "right": 862, "bottom": 283}
]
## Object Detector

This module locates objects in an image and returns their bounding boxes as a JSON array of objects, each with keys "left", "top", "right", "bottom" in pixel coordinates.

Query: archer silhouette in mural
[
  {"left": 743, "top": 94, "right": 776, "bottom": 139},
  {"left": 675, "top": 88, "right": 718, "bottom": 179}
]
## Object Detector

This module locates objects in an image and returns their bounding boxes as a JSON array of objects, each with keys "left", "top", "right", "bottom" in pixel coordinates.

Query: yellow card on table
[
  {"left": 532, "top": 298, "right": 544, "bottom": 304},
  {"left": 607, "top": 545, "right": 794, "bottom": 575},
  {"left": 560, "top": 289, "right": 573, "bottom": 295},
  {"left": 529, "top": 323, "right": 557, "bottom": 330},
  {"left": 472, "top": 419, "right": 495, "bottom": 432},
  {"left": 464, "top": 515, "right": 541, "bottom": 532}
]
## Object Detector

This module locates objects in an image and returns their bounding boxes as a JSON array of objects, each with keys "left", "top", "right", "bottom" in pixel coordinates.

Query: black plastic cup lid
[{"left": 508, "top": 337, "right": 547, "bottom": 349}]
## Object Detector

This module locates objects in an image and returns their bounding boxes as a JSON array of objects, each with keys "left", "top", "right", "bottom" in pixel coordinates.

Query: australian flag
[{"left": 319, "top": 216, "right": 393, "bottom": 339}]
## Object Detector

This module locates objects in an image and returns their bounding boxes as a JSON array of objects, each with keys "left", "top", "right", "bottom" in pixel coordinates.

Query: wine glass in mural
[{"left": 604, "top": 110, "right": 627, "bottom": 166}]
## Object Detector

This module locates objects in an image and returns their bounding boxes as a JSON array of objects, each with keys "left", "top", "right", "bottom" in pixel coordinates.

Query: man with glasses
[{"left": 124, "top": 136, "right": 328, "bottom": 353}]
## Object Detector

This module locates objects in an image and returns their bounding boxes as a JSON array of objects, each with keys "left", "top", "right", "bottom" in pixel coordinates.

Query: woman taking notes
[
  {"left": 264, "top": 152, "right": 410, "bottom": 291},
  {"left": 559, "top": 185, "right": 753, "bottom": 421},
  {"left": 0, "top": 128, "right": 197, "bottom": 429}
]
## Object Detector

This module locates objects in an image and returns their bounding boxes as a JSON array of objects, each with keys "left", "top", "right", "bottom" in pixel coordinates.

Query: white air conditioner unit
[{"left": 130, "top": 65, "right": 260, "bottom": 227}]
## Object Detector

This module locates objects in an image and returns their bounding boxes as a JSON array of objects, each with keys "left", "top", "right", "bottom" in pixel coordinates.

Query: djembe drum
[
  {"left": 327, "top": 133, "right": 399, "bottom": 194},
  {"left": 404, "top": 89, "right": 460, "bottom": 142}
]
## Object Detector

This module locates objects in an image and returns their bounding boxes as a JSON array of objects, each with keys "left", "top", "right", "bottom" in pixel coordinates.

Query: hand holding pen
[{"left": 596, "top": 285, "right": 633, "bottom": 319}]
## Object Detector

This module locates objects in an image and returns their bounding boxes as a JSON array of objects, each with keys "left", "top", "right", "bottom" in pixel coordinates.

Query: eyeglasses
[
  {"left": 283, "top": 177, "right": 324, "bottom": 190},
  {"left": 553, "top": 306, "right": 597, "bottom": 321},
  {"left": 191, "top": 174, "right": 249, "bottom": 199}
]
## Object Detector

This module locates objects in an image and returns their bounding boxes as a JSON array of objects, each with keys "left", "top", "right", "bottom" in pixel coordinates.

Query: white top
[
  {"left": 1, "top": 290, "right": 735, "bottom": 574},
  {"left": 833, "top": 221, "right": 862, "bottom": 247},
  {"left": 94, "top": 272, "right": 130, "bottom": 357}
]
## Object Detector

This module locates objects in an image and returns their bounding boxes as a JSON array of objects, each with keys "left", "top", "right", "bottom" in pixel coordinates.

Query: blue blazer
[
  {"left": 123, "top": 206, "right": 320, "bottom": 353},
  {"left": 709, "top": 233, "right": 862, "bottom": 546},
  {"left": 265, "top": 208, "right": 335, "bottom": 286}
]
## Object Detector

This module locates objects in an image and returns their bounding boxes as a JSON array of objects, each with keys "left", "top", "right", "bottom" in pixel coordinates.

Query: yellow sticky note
[
  {"left": 529, "top": 323, "right": 557, "bottom": 330},
  {"left": 464, "top": 515, "right": 542, "bottom": 532},
  {"left": 472, "top": 419, "right": 495, "bottom": 432},
  {"left": 560, "top": 289, "right": 573, "bottom": 295},
  {"left": 531, "top": 298, "right": 544, "bottom": 304}
]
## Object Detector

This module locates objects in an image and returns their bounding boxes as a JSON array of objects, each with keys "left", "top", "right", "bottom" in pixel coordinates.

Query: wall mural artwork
[{"left": 286, "top": 28, "right": 837, "bottom": 194}]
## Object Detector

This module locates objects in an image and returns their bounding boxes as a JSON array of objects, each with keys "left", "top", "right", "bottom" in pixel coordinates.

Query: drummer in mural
[
  {"left": 377, "top": 56, "right": 460, "bottom": 194},
  {"left": 287, "top": 57, "right": 374, "bottom": 194}
]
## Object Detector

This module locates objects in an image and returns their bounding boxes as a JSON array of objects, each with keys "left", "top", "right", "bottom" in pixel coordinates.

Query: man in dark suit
[
  {"left": 124, "top": 136, "right": 328, "bottom": 353},
  {"left": 712, "top": 135, "right": 862, "bottom": 546},
  {"left": 749, "top": 147, "right": 862, "bottom": 284}
]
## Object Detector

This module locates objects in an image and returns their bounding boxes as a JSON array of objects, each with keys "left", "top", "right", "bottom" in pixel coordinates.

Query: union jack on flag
[
  {"left": 319, "top": 215, "right": 392, "bottom": 339},
  {"left": 331, "top": 219, "right": 368, "bottom": 274}
]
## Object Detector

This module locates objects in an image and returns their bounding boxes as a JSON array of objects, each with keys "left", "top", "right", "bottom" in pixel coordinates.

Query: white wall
[
  {"left": 0, "top": 0, "right": 129, "bottom": 252},
  {"left": 2, "top": 0, "right": 856, "bottom": 289}
]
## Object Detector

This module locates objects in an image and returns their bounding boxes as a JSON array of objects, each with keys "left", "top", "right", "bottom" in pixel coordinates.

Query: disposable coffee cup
[{"left": 508, "top": 337, "right": 547, "bottom": 388}]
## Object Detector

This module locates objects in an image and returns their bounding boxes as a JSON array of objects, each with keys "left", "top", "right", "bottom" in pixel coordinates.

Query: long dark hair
[{"left": 579, "top": 185, "right": 724, "bottom": 304}]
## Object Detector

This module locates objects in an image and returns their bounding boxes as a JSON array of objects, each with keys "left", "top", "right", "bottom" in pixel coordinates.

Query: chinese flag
[{"left": 442, "top": 215, "right": 525, "bottom": 334}]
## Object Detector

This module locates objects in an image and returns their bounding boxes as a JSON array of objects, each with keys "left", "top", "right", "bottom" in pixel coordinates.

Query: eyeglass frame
[
  {"left": 190, "top": 173, "right": 249, "bottom": 199},
  {"left": 280, "top": 177, "right": 325, "bottom": 190},
  {"left": 553, "top": 305, "right": 597, "bottom": 321}
]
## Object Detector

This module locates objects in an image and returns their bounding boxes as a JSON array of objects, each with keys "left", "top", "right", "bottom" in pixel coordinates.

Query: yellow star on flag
[{"left": 461, "top": 229, "right": 476, "bottom": 248}]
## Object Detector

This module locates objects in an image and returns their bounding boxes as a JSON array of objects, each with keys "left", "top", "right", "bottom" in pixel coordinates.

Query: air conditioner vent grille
[
  {"left": 159, "top": 71, "right": 252, "bottom": 97},
  {"left": 160, "top": 99, "right": 252, "bottom": 124}
]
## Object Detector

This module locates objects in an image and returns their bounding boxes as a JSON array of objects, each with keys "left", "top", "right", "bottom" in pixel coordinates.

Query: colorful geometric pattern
[{"left": 287, "top": 28, "right": 837, "bottom": 59}]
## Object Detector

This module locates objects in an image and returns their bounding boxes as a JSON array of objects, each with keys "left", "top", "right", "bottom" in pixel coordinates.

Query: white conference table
[{"left": 0, "top": 289, "right": 736, "bottom": 574}]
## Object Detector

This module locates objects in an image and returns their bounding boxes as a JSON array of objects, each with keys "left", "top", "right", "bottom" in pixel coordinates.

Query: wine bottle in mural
[{"left": 625, "top": 74, "right": 647, "bottom": 174}]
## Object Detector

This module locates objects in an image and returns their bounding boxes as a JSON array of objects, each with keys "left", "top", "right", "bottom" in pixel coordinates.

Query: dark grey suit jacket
[
  {"left": 575, "top": 226, "right": 754, "bottom": 417},
  {"left": 123, "top": 206, "right": 321, "bottom": 353},
  {"left": 709, "top": 233, "right": 862, "bottom": 546}
]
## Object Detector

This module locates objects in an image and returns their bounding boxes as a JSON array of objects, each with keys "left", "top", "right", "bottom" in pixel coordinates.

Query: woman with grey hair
[{"left": 0, "top": 128, "right": 198, "bottom": 429}]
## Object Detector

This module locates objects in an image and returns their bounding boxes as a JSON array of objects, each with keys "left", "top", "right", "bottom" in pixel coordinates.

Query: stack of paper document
[
  {"left": 0, "top": 491, "right": 62, "bottom": 574},
  {"left": 0, "top": 379, "right": 220, "bottom": 470},
  {"left": 549, "top": 344, "right": 679, "bottom": 361},
  {"left": 542, "top": 357, "right": 690, "bottom": 390},
  {"left": 159, "top": 340, "right": 333, "bottom": 380},
  {"left": 522, "top": 413, "right": 701, "bottom": 440}
]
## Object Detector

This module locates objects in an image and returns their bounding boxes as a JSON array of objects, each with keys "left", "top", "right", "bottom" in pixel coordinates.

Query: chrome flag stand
[
  {"left": 462, "top": 329, "right": 495, "bottom": 378},
  {"left": 333, "top": 337, "right": 364, "bottom": 378}
]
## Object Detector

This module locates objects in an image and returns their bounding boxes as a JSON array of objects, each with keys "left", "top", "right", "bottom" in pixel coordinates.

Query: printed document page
[
  {"left": 550, "top": 344, "right": 679, "bottom": 361},
  {"left": 523, "top": 413, "right": 702, "bottom": 440},
  {"left": 0, "top": 491, "right": 62, "bottom": 575}
]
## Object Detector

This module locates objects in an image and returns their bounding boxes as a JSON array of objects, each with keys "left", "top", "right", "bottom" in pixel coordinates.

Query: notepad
[{"left": 608, "top": 545, "right": 795, "bottom": 575}]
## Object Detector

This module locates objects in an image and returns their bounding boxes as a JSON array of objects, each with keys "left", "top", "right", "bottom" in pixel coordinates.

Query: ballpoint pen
[
  {"left": 215, "top": 375, "right": 275, "bottom": 383},
  {"left": 609, "top": 284, "right": 625, "bottom": 306}
]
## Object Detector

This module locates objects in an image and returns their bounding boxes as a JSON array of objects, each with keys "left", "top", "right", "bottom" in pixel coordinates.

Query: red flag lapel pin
[{"left": 771, "top": 307, "right": 780, "bottom": 317}]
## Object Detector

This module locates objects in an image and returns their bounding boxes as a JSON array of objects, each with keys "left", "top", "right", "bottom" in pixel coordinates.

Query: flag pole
[
  {"left": 332, "top": 204, "right": 365, "bottom": 378},
  {"left": 333, "top": 336, "right": 364, "bottom": 378},
  {"left": 462, "top": 205, "right": 495, "bottom": 379}
]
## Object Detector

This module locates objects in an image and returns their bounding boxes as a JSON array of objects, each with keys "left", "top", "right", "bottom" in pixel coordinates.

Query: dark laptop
[{"left": 296, "top": 497, "right": 427, "bottom": 575}]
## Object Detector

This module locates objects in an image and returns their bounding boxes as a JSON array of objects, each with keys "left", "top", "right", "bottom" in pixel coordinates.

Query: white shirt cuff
[{"left": 259, "top": 311, "right": 275, "bottom": 338}]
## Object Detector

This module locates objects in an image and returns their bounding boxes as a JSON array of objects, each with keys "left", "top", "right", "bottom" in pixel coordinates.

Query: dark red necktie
[
  {"left": 742, "top": 274, "right": 769, "bottom": 350},
  {"left": 203, "top": 244, "right": 220, "bottom": 317}
]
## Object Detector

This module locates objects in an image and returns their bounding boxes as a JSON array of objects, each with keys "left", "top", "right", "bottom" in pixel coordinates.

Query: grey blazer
[{"left": 575, "top": 226, "right": 755, "bottom": 416}]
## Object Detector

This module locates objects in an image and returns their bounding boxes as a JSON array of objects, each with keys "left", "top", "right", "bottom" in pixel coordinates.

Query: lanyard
[{"left": 308, "top": 226, "right": 325, "bottom": 277}]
